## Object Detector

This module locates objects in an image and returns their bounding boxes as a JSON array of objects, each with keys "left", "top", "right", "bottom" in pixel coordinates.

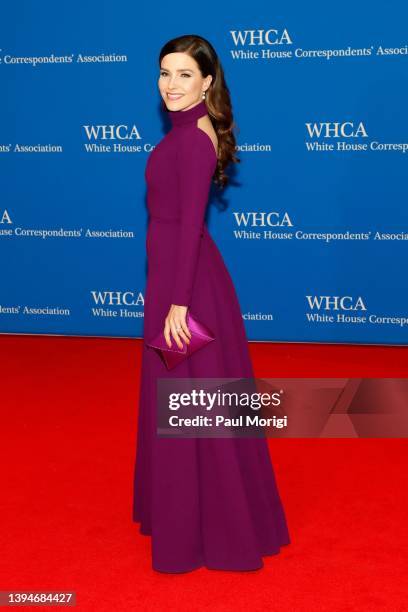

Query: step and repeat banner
[{"left": 1, "top": 1, "right": 407, "bottom": 344}]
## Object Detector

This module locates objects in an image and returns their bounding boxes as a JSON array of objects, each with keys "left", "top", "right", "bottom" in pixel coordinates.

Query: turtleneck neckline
[{"left": 168, "top": 99, "right": 208, "bottom": 127}]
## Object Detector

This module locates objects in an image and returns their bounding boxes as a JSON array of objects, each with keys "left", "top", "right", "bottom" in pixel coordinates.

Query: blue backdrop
[{"left": 1, "top": 1, "right": 407, "bottom": 344}]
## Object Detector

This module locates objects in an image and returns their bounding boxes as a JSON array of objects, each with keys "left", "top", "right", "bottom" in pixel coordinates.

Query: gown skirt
[{"left": 132, "top": 218, "right": 291, "bottom": 573}]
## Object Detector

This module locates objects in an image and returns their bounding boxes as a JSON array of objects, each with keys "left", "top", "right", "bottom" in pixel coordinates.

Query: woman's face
[{"left": 159, "top": 52, "right": 212, "bottom": 111}]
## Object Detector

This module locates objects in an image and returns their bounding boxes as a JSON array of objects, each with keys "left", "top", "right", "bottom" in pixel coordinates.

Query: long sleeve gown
[{"left": 132, "top": 99, "right": 291, "bottom": 573}]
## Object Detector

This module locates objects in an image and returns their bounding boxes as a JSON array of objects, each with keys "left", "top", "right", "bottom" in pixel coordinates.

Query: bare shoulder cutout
[{"left": 196, "top": 115, "right": 218, "bottom": 159}]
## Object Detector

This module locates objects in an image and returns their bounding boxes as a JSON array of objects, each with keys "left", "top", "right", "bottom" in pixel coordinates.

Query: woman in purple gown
[{"left": 133, "top": 34, "right": 291, "bottom": 573}]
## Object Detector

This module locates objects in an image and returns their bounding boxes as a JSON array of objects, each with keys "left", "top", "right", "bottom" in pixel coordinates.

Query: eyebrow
[{"left": 160, "top": 68, "right": 194, "bottom": 72}]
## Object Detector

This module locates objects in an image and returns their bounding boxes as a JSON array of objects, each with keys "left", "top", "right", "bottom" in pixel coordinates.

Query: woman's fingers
[
  {"left": 169, "top": 319, "right": 184, "bottom": 350},
  {"left": 164, "top": 305, "right": 192, "bottom": 350},
  {"left": 174, "top": 312, "right": 191, "bottom": 345},
  {"left": 164, "top": 318, "right": 172, "bottom": 348},
  {"left": 177, "top": 327, "right": 190, "bottom": 346},
  {"left": 181, "top": 318, "right": 192, "bottom": 339}
]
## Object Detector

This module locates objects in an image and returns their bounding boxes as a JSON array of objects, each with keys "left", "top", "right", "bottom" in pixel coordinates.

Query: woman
[{"left": 133, "top": 34, "right": 291, "bottom": 573}]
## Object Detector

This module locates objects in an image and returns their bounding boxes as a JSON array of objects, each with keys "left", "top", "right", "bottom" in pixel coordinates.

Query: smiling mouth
[{"left": 167, "top": 93, "right": 184, "bottom": 98}]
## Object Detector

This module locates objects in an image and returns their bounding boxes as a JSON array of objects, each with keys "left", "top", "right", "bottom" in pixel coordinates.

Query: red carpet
[{"left": 1, "top": 334, "right": 407, "bottom": 611}]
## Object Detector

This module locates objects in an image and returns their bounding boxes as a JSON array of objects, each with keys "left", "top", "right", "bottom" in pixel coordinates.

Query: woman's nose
[{"left": 168, "top": 76, "right": 179, "bottom": 88}]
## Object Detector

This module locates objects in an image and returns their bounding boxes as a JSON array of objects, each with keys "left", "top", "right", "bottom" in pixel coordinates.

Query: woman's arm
[{"left": 171, "top": 129, "right": 216, "bottom": 308}]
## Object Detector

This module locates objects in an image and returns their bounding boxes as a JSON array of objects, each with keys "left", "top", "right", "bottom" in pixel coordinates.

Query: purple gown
[{"left": 133, "top": 99, "right": 290, "bottom": 572}]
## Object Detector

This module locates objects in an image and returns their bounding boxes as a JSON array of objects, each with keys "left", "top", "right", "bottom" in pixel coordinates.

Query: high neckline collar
[{"left": 168, "top": 99, "right": 208, "bottom": 127}]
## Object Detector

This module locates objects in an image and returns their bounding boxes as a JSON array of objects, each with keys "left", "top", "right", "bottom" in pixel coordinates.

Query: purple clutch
[{"left": 146, "top": 311, "right": 215, "bottom": 370}]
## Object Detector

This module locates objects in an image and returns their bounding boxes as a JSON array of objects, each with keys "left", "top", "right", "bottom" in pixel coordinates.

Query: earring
[{"left": 202, "top": 91, "right": 206, "bottom": 99}]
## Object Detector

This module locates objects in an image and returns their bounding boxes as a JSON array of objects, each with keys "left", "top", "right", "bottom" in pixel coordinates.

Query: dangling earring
[{"left": 202, "top": 91, "right": 206, "bottom": 100}]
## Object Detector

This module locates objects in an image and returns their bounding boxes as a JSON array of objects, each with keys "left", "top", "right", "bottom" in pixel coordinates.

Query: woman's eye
[{"left": 159, "top": 71, "right": 190, "bottom": 77}]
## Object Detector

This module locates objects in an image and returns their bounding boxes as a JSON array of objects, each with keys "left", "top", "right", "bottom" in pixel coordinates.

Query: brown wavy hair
[{"left": 159, "top": 34, "right": 240, "bottom": 189}]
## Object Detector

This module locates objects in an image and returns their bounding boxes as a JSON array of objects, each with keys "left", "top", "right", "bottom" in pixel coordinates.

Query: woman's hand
[{"left": 164, "top": 304, "right": 192, "bottom": 349}]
